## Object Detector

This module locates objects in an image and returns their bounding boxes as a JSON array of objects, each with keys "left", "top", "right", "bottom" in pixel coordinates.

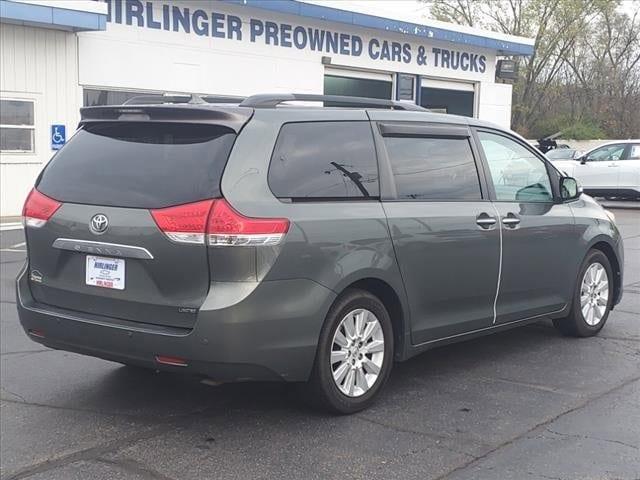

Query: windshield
[{"left": 546, "top": 149, "right": 577, "bottom": 160}]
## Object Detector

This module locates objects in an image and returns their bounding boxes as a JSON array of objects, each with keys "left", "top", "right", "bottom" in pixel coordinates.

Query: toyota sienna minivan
[{"left": 17, "top": 94, "right": 624, "bottom": 413}]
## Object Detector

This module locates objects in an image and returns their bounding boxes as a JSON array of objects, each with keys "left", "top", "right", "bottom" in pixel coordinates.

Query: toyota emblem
[{"left": 90, "top": 214, "right": 109, "bottom": 234}]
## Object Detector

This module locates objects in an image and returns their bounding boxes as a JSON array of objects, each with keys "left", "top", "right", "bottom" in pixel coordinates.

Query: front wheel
[
  {"left": 304, "top": 289, "right": 394, "bottom": 414},
  {"left": 553, "top": 250, "right": 613, "bottom": 337}
]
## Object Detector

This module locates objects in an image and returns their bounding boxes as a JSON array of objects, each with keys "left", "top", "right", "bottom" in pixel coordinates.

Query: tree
[
  {"left": 563, "top": 6, "right": 640, "bottom": 137},
  {"left": 425, "top": 0, "right": 639, "bottom": 138}
]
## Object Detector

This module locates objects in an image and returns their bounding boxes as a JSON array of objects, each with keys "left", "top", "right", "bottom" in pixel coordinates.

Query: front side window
[
  {"left": 269, "top": 122, "right": 379, "bottom": 200},
  {"left": 383, "top": 136, "right": 481, "bottom": 200},
  {"left": 478, "top": 131, "right": 553, "bottom": 203},
  {"left": 586, "top": 144, "right": 626, "bottom": 162},
  {"left": 0, "top": 99, "right": 35, "bottom": 152}
]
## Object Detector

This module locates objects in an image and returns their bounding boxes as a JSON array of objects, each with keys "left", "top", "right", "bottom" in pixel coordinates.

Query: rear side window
[
  {"left": 37, "top": 123, "right": 236, "bottom": 208},
  {"left": 383, "top": 136, "right": 482, "bottom": 200},
  {"left": 269, "top": 122, "right": 379, "bottom": 200}
]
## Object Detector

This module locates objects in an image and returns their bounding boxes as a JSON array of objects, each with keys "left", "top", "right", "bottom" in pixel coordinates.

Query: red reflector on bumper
[
  {"left": 155, "top": 355, "right": 188, "bottom": 367},
  {"left": 28, "top": 329, "right": 45, "bottom": 338}
]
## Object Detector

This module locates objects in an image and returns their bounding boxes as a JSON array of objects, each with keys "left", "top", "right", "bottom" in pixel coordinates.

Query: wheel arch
[
  {"left": 588, "top": 239, "right": 622, "bottom": 306},
  {"left": 337, "top": 277, "right": 409, "bottom": 361}
]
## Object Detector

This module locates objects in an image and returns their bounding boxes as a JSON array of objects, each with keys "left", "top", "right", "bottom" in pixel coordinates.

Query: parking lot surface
[{"left": 1, "top": 209, "right": 638, "bottom": 480}]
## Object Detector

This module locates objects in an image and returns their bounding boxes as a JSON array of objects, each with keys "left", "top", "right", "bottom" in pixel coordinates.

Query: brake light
[
  {"left": 22, "top": 189, "right": 61, "bottom": 228},
  {"left": 150, "top": 199, "right": 214, "bottom": 244},
  {"left": 207, "top": 199, "right": 289, "bottom": 247},
  {"left": 151, "top": 199, "right": 289, "bottom": 246}
]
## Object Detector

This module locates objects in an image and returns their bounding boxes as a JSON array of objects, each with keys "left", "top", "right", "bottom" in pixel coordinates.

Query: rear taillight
[
  {"left": 150, "top": 199, "right": 214, "bottom": 245},
  {"left": 22, "top": 189, "right": 62, "bottom": 228},
  {"left": 151, "top": 199, "right": 289, "bottom": 246},
  {"left": 207, "top": 199, "right": 289, "bottom": 247}
]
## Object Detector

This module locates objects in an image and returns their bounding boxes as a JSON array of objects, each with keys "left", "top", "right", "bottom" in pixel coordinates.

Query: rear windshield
[{"left": 37, "top": 122, "right": 236, "bottom": 208}]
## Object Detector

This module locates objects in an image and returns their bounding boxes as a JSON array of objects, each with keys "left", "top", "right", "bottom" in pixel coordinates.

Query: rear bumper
[{"left": 16, "top": 266, "right": 336, "bottom": 382}]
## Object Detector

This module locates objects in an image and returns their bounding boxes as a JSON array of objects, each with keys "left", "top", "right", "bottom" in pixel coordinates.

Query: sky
[
  {"left": 310, "top": 0, "right": 639, "bottom": 22},
  {"left": 307, "top": 0, "right": 430, "bottom": 23}
]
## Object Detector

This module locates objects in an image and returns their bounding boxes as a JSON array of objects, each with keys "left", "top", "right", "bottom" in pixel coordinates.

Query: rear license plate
[{"left": 86, "top": 255, "right": 125, "bottom": 290}]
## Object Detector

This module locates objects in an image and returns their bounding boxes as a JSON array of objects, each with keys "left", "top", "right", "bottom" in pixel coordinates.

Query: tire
[
  {"left": 553, "top": 249, "right": 613, "bottom": 337},
  {"left": 303, "top": 289, "right": 394, "bottom": 414}
]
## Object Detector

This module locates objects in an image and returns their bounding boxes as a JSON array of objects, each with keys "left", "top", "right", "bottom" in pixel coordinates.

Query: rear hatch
[{"left": 25, "top": 106, "right": 251, "bottom": 329}]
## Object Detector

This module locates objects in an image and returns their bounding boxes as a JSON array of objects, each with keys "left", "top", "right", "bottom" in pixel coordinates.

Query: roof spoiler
[{"left": 78, "top": 105, "right": 252, "bottom": 133}]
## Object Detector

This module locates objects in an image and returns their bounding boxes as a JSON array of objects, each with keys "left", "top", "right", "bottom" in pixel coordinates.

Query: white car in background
[{"left": 550, "top": 140, "right": 640, "bottom": 199}]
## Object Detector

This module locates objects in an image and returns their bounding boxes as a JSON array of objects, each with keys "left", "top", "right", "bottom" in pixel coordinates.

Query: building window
[
  {"left": 324, "top": 73, "right": 392, "bottom": 103},
  {"left": 420, "top": 87, "right": 475, "bottom": 117},
  {"left": 83, "top": 88, "right": 160, "bottom": 106},
  {"left": 0, "top": 99, "right": 35, "bottom": 153}
]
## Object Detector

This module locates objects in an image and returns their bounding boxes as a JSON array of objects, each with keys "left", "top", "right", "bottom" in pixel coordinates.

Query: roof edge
[{"left": 222, "top": 0, "right": 534, "bottom": 55}]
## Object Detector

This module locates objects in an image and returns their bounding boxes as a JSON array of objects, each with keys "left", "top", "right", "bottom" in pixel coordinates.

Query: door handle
[
  {"left": 476, "top": 213, "right": 497, "bottom": 229},
  {"left": 608, "top": 163, "right": 618, "bottom": 167},
  {"left": 502, "top": 213, "right": 521, "bottom": 228}
]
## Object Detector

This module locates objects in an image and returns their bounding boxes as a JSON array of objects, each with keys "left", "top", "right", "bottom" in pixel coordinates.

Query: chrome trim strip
[
  {"left": 491, "top": 204, "right": 503, "bottom": 325},
  {"left": 413, "top": 306, "right": 567, "bottom": 349},
  {"left": 52, "top": 238, "right": 154, "bottom": 260}
]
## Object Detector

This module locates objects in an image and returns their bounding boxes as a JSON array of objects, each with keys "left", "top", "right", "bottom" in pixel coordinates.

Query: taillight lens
[
  {"left": 150, "top": 199, "right": 214, "bottom": 244},
  {"left": 207, "top": 199, "right": 289, "bottom": 247},
  {"left": 151, "top": 199, "right": 289, "bottom": 246},
  {"left": 22, "top": 189, "right": 62, "bottom": 228}
]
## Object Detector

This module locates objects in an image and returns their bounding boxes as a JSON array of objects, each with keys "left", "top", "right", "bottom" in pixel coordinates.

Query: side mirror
[
  {"left": 560, "top": 176, "right": 581, "bottom": 200},
  {"left": 579, "top": 156, "right": 587, "bottom": 165}
]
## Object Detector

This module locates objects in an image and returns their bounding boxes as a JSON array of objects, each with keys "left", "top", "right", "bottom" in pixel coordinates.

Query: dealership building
[{"left": 0, "top": 0, "right": 534, "bottom": 216}]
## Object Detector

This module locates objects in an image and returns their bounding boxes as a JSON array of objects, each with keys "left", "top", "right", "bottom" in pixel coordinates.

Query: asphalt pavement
[{"left": 1, "top": 209, "right": 638, "bottom": 480}]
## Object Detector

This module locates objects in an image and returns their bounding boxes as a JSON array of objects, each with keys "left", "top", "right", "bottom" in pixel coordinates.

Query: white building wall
[
  {"left": 78, "top": 0, "right": 496, "bottom": 96},
  {"left": 0, "top": 24, "right": 81, "bottom": 217},
  {"left": 478, "top": 82, "right": 513, "bottom": 127}
]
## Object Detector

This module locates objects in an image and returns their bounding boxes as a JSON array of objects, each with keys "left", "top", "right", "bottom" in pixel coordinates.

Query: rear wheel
[
  {"left": 553, "top": 250, "right": 613, "bottom": 337},
  {"left": 304, "top": 289, "right": 394, "bottom": 414}
]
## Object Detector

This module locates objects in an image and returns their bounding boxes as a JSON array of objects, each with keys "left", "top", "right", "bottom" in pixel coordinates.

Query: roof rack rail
[
  {"left": 201, "top": 94, "right": 247, "bottom": 104},
  {"left": 123, "top": 94, "right": 205, "bottom": 105},
  {"left": 123, "top": 94, "right": 247, "bottom": 106},
  {"left": 239, "top": 94, "right": 427, "bottom": 111}
]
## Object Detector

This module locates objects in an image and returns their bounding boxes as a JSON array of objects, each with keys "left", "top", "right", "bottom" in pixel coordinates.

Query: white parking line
[
  {"left": 0, "top": 222, "right": 23, "bottom": 232},
  {"left": 1, "top": 242, "right": 26, "bottom": 254}
]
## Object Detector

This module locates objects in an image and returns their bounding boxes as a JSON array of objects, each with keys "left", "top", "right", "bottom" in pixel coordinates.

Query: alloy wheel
[
  {"left": 330, "top": 308, "right": 385, "bottom": 397},
  {"left": 580, "top": 262, "right": 609, "bottom": 326}
]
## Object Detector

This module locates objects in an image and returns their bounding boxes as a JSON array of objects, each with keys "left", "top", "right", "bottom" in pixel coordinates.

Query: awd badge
[{"left": 29, "top": 270, "right": 43, "bottom": 283}]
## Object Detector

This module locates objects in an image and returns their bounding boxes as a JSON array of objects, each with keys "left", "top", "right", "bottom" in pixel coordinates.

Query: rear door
[
  {"left": 474, "top": 129, "right": 578, "bottom": 324},
  {"left": 26, "top": 120, "right": 239, "bottom": 329},
  {"left": 618, "top": 143, "right": 640, "bottom": 195},
  {"left": 375, "top": 121, "right": 500, "bottom": 344}
]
